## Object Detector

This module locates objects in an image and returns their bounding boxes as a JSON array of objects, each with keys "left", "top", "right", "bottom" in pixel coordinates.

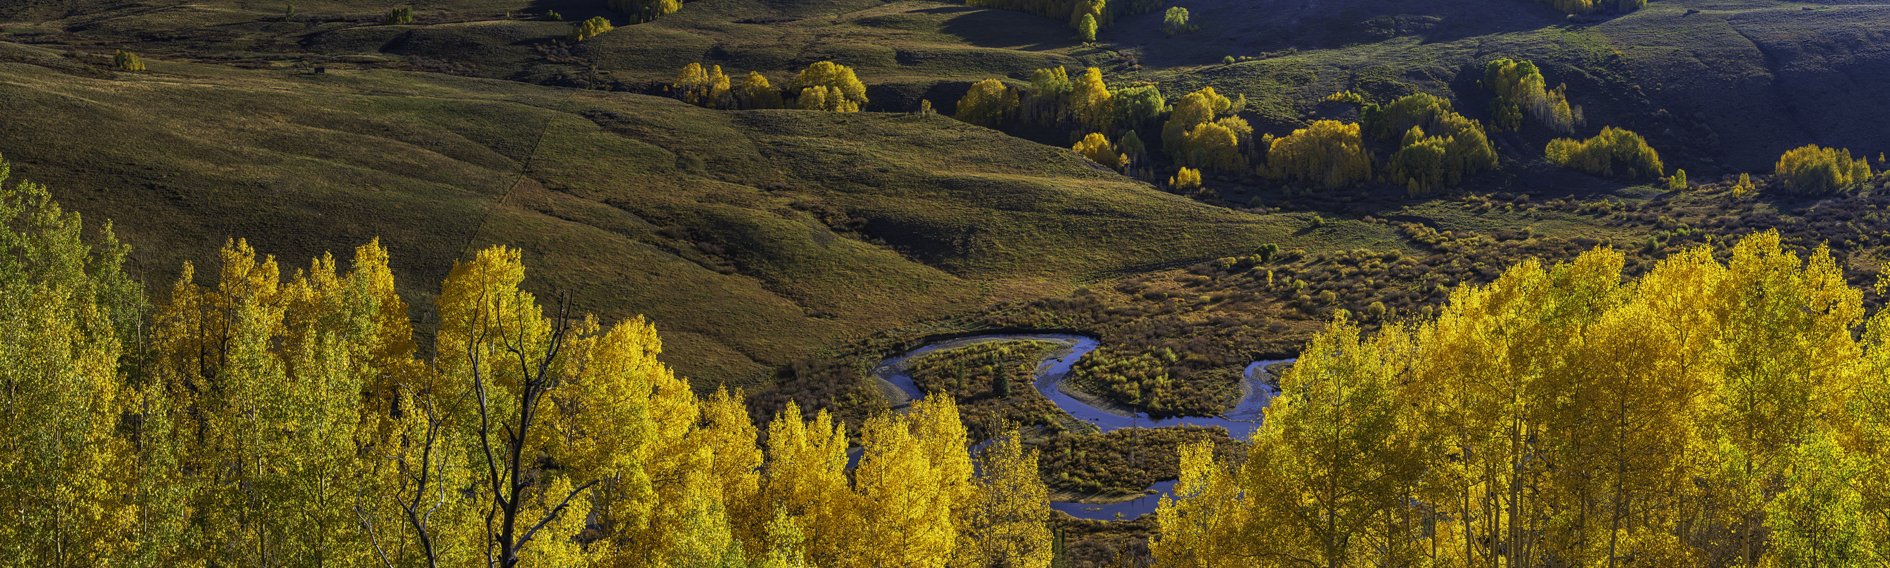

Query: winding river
[{"left": 871, "top": 334, "right": 1293, "bottom": 521}]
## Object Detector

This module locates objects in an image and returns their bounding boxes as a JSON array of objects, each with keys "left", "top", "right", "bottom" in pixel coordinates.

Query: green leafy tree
[
  {"left": 1077, "top": 13, "right": 1097, "bottom": 41},
  {"left": 1162, "top": 6, "right": 1192, "bottom": 35},
  {"left": 1482, "top": 59, "right": 1576, "bottom": 133},
  {"left": 384, "top": 5, "right": 413, "bottom": 24},
  {"left": 1366, "top": 96, "right": 1496, "bottom": 197}
]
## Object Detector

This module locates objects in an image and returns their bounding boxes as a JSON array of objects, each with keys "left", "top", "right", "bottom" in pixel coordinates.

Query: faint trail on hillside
[{"left": 455, "top": 94, "right": 573, "bottom": 263}]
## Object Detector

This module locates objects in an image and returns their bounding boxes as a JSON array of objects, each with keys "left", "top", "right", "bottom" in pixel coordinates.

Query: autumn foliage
[
  {"left": 1359, "top": 93, "right": 1498, "bottom": 195},
  {"left": 670, "top": 61, "right": 860, "bottom": 112},
  {"left": 1158, "top": 232, "right": 1890, "bottom": 566},
  {"left": 114, "top": 49, "right": 145, "bottom": 71},
  {"left": 610, "top": 0, "right": 681, "bottom": 23},
  {"left": 1263, "top": 120, "right": 1372, "bottom": 189},
  {"left": 673, "top": 63, "right": 732, "bottom": 109},
  {"left": 789, "top": 61, "right": 869, "bottom": 112},
  {"left": 957, "top": 78, "right": 1022, "bottom": 128},
  {"left": 1073, "top": 132, "right": 1127, "bottom": 170},
  {"left": 1483, "top": 58, "right": 1577, "bottom": 133},
  {"left": 1546, "top": 126, "right": 1665, "bottom": 180},
  {"left": 1775, "top": 144, "right": 1873, "bottom": 195},
  {"left": 0, "top": 160, "right": 1053, "bottom": 566}
]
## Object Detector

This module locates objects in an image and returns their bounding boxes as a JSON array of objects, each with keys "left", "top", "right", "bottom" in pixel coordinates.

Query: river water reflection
[{"left": 874, "top": 334, "right": 1293, "bottom": 521}]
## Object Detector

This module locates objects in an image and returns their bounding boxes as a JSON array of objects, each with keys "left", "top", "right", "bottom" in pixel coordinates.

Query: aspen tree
[
  {"left": 1775, "top": 144, "right": 1872, "bottom": 194},
  {"left": 1070, "top": 67, "right": 1114, "bottom": 132},
  {"left": 1264, "top": 120, "right": 1372, "bottom": 188},
  {"left": 788, "top": 62, "right": 868, "bottom": 112},
  {"left": 762, "top": 406, "right": 855, "bottom": 567},
  {"left": 956, "top": 79, "right": 1021, "bottom": 128},
  {"left": 0, "top": 163, "right": 145, "bottom": 565},
  {"left": 433, "top": 247, "right": 601, "bottom": 568},
  {"left": 674, "top": 63, "right": 732, "bottom": 109},
  {"left": 1163, "top": 87, "right": 1232, "bottom": 156},
  {"left": 1546, "top": 126, "right": 1665, "bottom": 180},
  {"left": 1073, "top": 132, "right": 1125, "bottom": 170},
  {"left": 568, "top": 16, "right": 614, "bottom": 41},
  {"left": 1152, "top": 441, "right": 1244, "bottom": 568},
  {"left": 741, "top": 71, "right": 783, "bottom": 109},
  {"left": 965, "top": 429, "right": 1054, "bottom": 568},
  {"left": 854, "top": 410, "right": 954, "bottom": 568}
]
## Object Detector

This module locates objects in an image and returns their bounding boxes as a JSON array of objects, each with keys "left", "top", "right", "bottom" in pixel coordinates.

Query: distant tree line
[
  {"left": 963, "top": 0, "right": 1164, "bottom": 36},
  {"left": 1541, "top": 0, "right": 1644, "bottom": 15},
  {"left": 610, "top": 0, "right": 681, "bottom": 23}
]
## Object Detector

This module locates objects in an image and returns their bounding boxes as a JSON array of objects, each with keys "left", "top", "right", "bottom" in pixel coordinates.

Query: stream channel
[{"left": 872, "top": 334, "right": 1294, "bottom": 521}]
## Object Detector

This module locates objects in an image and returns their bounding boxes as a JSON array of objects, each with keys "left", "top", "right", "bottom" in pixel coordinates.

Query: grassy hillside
[{"left": 0, "top": 41, "right": 1362, "bottom": 385}]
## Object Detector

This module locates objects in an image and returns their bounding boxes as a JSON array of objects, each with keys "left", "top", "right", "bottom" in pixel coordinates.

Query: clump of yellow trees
[
  {"left": 0, "top": 159, "right": 1050, "bottom": 567},
  {"left": 1263, "top": 120, "right": 1373, "bottom": 189},
  {"left": 1156, "top": 231, "right": 1890, "bottom": 567},
  {"left": 671, "top": 61, "right": 865, "bottom": 112},
  {"left": 1547, "top": 125, "right": 1666, "bottom": 180},
  {"left": 1775, "top": 144, "right": 1873, "bottom": 195}
]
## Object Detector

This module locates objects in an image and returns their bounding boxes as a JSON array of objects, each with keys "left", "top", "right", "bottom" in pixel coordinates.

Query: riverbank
[{"left": 868, "top": 333, "right": 1289, "bottom": 519}]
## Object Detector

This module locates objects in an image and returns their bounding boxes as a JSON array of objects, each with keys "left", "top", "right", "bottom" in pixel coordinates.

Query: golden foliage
[
  {"left": 1159, "top": 231, "right": 1890, "bottom": 567},
  {"left": 610, "top": 0, "right": 681, "bottom": 22},
  {"left": 1162, "top": 87, "right": 1234, "bottom": 154},
  {"left": 1169, "top": 166, "right": 1202, "bottom": 190},
  {"left": 1073, "top": 132, "right": 1126, "bottom": 170},
  {"left": 1546, "top": 126, "right": 1665, "bottom": 180},
  {"left": 113, "top": 49, "right": 145, "bottom": 71},
  {"left": 1263, "top": 120, "right": 1372, "bottom": 189},
  {"left": 568, "top": 16, "right": 614, "bottom": 41},
  {"left": 1071, "top": 67, "right": 1114, "bottom": 131},
  {"left": 789, "top": 61, "right": 868, "bottom": 112},
  {"left": 741, "top": 70, "right": 784, "bottom": 109},
  {"left": 1775, "top": 144, "right": 1873, "bottom": 195},
  {"left": 956, "top": 78, "right": 1021, "bottom": 128},
  {"left": 674, "top": 63, "right": 733, "bottom": 109},
  {"left": 1320, "top": 90, "right": 1364, "bottom": 104}
]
